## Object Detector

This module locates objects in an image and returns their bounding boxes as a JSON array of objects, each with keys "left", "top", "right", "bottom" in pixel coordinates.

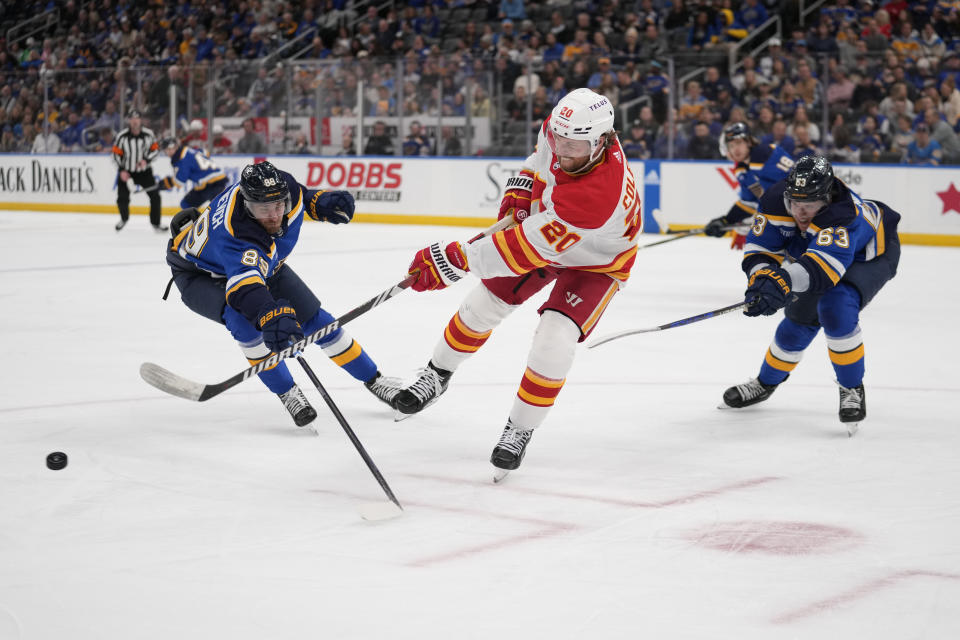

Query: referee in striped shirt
[{"left": 112, "top": 109, "right": 165, "bottom": 232}]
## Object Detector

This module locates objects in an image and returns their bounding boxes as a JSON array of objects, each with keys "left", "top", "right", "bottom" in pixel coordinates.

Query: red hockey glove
[
  {"left": 730, "top": 232, "right": 747, "bottom": 250},
  {"left": 498, "top": 169, "right": 534, "bottom": 224},
  {"left": 408, "top": 242, "right": 468, "bottom": 292}
]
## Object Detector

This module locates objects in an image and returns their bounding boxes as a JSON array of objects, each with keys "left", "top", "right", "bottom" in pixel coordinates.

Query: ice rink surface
[{"left": 2, "top": 210, "right": 959, "bottom": 639}]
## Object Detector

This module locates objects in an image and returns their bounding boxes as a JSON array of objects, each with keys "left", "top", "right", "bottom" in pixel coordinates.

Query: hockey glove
[
  {"left": 730, "top": 232, "right": 748, "bottom": 250},
  {"left": 408, "top": 242, "right": 468, "bottom": 292},
  {"left": 257, "top": 299, "right": 304, "bottom": 352},
  {"left": 170, "top": 207, "right": 201, "bottom": 237},
  {"left": 308, "top": 190, "right": 355, "bottom": 224},
  {"left": 498, "top": 169, "right": 534, "bottom": 224},
  {"left": 744, "top": 267, "right": 792, "bottom": 317},
  {"left": 704, "top": 215, "right": 730, "bottom": 237}
]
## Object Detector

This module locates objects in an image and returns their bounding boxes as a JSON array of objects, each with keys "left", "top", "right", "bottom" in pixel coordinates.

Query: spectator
[
  {"left": 939, "top": 77, "right": 960, "bottom": 129},
  {"left": 792, "top": 123, "right": 821, "bottom": 158},
  {"left": 643, "top": 61, "right": 670, "bottom": 123},
  {"left": 760, "top": 119, "right": 796, "bottom": 154},
  {"left": 905, "top": 122, "right": 942, "bottom": 164},
  {"left": 337, "top": 128, "right": 356, "bottom": 156},
  {"left": 889, "top": 114, "right": 915, "bottom": 153},
  {"left": 93, "top": 100, "right": 122, "bottom": 133},
  {"left": 364, "top": 120, "right": 395, "bottom": 156},
  {"left": 687, "top": 10, "right": 720, "bottom": 51},
  {"left": 827, "top": 67, "right": 856, "bottom": 111},
  {"left": 621, "top": 121, "right": 651, "bottom": 159},
  {"left": 293, "top": 133, "right": 311, "bottom": 154},
  {"left": 702, "top": 66, "right": 733, "bottom": 103},
  {"left": 687, "top": 122, "right": 719, "bottom": 159},
  {"left": 636, "top": 105, "right": 661, "bottom": 142},
  {"left": 679, "top": 80, "right": 707, "bottom": 121},
  {"left": 402, "top": 120, "right": 432, "bottom": 156},
  {"left": 793, "top": 60, "right": 822, "bottom": 110},
  {"left": 32, "top": 125, "right": 61, "bottom": 153},
  {"left": 638, "top": 23, "right": 666, "bottom": 61},
  {"left": 829, "top": 123, "right": 860, "bottom": 163},
  {"left": 851, "top": 71, "right": 885, "bottom": 112},
  {"left": 236, "top": 118, "right": 267, "bottom": 153},
  {"left": 211, "top": 124, "right": 232, "bottom": 152},
  {"left": 499, "top": 0, "right": 526, "bottom": 21},
  {"left": 857, "top": 115, "right": 886, "bottom": 162},
  {"left": 587, "top": 58, "right": 616, "bottom": 91},
  {"left": 923, "top": 107, "right": 960, "bottom": 159},
  {"left": 440, "top": 126, "right": 462, "bottom": 156}
]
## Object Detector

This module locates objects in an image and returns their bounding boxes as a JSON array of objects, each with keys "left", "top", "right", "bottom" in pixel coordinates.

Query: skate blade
[
  {"left": 846, "top": 422, "right": 860, "bottom": 437},
  {"left": 393, "top": 410, "right": 414, "bottom": 423},
  {"left": 357, "top": 501, "right": 404, "bottom": 521},
  {"left": 493, "top": 468, "right": 511, "bottom": 483}
]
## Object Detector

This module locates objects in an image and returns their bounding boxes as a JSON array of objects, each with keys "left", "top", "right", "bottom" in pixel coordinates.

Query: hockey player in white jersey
[{"left": 396, "top": 88, "right": 642, "bottom": 477}]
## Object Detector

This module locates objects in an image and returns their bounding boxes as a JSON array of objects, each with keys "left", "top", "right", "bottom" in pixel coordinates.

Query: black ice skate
[
  {"left": 393, "top": 362, "right": 452, "bottom": 420},
  {"left": 364, "top": 372, "right": 404, "bottom": 408},
  {"left": 491, "top": 420, "right": 534, "bottom": 482},
  {"left": 838, "top": 382, "right": 866, "bottom": 437},
  {"left": 721, "top": 375, "right": 786, "bottom": 409},
  {"left": 153, "top": 224, "right": 169, "bottom": 233},
  {"left": 115, "top": 219, "right": 127, "bottom": 232},
  {"left": 279, "top": 384, "right": 317, "bottom": 427}
]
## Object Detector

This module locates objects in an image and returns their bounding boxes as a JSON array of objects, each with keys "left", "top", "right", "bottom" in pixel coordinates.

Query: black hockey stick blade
[
  {"left": 141, "top": 274, "right": 417, "bottom": 401},
  {"left": 639, "top": 225, "right": 736, "bottom": 249},
  {"left": 588, "top": 300, "right": 750, "bottom": 348}
]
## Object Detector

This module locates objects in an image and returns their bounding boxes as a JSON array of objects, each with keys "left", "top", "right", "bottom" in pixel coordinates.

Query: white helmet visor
[{"left": 547, "top": 129, "right": 591, "bottom": 158}]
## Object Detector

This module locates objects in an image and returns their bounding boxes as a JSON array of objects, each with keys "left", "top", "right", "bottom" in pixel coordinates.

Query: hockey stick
[
  {"left": 638, "top": 225, "right": 733, "bottom": 249},
  {"left": 587, "top": 300, "right": 751, "bottom": 348},
  {"left": 296, "top": 356, "right": 403, "bottom": 521},
  {"left": 140, "top": 217, "right": 515, "bottom": 402},
  {"left": 140, "top": 274, "right": 416, "bottom": 401}
]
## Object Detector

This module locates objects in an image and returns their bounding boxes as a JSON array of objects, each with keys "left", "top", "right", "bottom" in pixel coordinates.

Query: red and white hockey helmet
[{"left": 547, "top": 88, "right": 615, "bottom": 163}]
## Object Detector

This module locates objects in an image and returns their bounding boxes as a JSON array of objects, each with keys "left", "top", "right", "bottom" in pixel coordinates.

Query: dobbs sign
[{"left": 304, "top": 160, "right": 403, "bottom": 202}]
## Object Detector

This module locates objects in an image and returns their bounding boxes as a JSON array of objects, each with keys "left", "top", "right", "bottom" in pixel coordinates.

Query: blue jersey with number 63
[{"left": 742, "top": 179, "right": 901, "bottom": 294}]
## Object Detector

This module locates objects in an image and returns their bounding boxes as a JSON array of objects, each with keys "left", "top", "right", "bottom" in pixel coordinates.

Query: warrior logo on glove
[
  {"left": 408, "top": 242, "right": 469, "bottom": 291},
  {"left": 498, "top": 169, "right": 534, "bottom": 224}
]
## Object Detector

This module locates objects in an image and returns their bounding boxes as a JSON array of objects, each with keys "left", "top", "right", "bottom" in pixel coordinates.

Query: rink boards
[{"left": 0, "top": 153, "right": 957, "bottom": 245}]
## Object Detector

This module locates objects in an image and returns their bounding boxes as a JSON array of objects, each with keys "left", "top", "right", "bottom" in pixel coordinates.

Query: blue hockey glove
[
  {"left": 744, "top": 267, "right": 792, "bottom": 317},
  {"left": 308, "top": 190, "right": 355, "bottom": 224},
  {"left": 257, "top": 299, "right": 304, "bottom": 352}
]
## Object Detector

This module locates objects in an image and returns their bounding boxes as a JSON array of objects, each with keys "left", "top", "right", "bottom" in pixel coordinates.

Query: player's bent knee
[
  {"left": 528, "top": 311, "right": 580, "bottom": 373},
  {"left": 460, "top": 284, "right": 516, "bottom": 330}
]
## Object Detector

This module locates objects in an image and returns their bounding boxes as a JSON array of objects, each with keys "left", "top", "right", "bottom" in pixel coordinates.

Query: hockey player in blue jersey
[
  {"left": 157, "top": 138, "right": 230, "bottom": 210},
  {"left": 720, "top": 156, "right": 901, "bottom": 434},
  {"left": 163, "top": 161, "right": 403, "bottom": 427},
  {"left": 704, "top": 122, "right": 795, "bottom": 249}
]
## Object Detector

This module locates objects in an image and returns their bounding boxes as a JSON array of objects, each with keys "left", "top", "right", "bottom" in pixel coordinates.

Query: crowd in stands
[{"left": 1, "top": 0, "right": 959, "bottom": 164}]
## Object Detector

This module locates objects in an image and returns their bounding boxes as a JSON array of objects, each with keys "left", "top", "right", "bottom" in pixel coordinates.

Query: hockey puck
[{"left": 46, "top": 452, "right": 68, "bottom": 471}]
